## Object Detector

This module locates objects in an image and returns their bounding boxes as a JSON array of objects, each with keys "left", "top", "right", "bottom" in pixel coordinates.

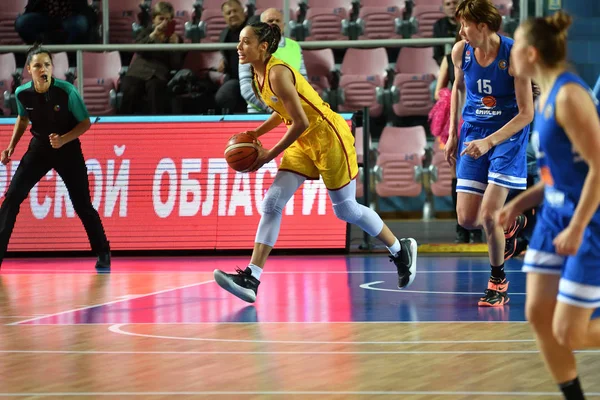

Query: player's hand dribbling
[
  {"left": 461, "top": 138, "right": 492, "bottom": 160},
  {"left": 1, "top": 147, "right": 14, "bottom": 165},
  {"left": 49, "top": 133, "right": 64, "bottom": 149},
  {"left": 444, "top": 134, "right": 458, "bottom": 166},
  {"left": 553, "top": 225, "right": 584, "bottom": 256},
  {"left": 247, "top": 147, "right": 273, "bottom": 172}
]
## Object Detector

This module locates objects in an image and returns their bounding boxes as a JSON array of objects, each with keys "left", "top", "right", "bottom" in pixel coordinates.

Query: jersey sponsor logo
[
  {"left": 270, "top": 96, "right": 278, "bottom": 103},
  {"left": 481, "top": 96, "right": 496, "bottom": 108},
  {"left": 465, "top": 50, "right": 471, "bottom": 62},
  {"left": 53, "top": 105, "right": 60, "bottom": 112},
  {"left": 25, "top": 107, "right": 33, "bottom": 110},
  {"left": 476, "top": 95, "right": 502, "bottom": 116},
  {"left": 498, "top": 59, "right": 507, "bottom": 70}
]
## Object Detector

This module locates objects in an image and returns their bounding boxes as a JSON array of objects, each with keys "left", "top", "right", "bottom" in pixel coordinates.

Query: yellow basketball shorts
[{"left": 278, "top": 113, "right": 359, "bottom": 190}]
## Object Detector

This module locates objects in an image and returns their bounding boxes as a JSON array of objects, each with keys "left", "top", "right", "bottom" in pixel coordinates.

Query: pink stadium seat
[
  {"left": 303, "top": 0, "right": 353, "bottom": 41},
  {"left": 338, "top": 48, "right": 388, "bottom": 118},
  {"left": 182, "top": 51, "right": 225, "bottom": 85},
  {"left": 375, "top": 126, "right": 426, "bottom": 198},
  {"left": 357, "top": 0, "right": 405, "bottom": 40},
  {"left": 20, "top": 52, "right": 70, "bottom": 85},
  {"left": 303, "top": 48, "right": 334, "bottom": 96},
  {"left": 410, "top": 5, "right": 445, "bottom": 38},
  {"left": 82, "top": 52, "right": 122, "bottom": 115},
  {"left": 0, "top": 0, "right": 27, "bottom": 45},
  {"left": 0, "top": 53, "right": 16, "bottom": 116},
  {"left": 198, "top": 0, "right": 248, "bottom": 43},
  {"left": 106, "top": 0, "right": 143, "bottom": 44},
  {"left": 429, "top": 141, "right": 452, "bottom": 197},
  {"left": 392, "top": 46, "right": 438, "bottom": 117}
]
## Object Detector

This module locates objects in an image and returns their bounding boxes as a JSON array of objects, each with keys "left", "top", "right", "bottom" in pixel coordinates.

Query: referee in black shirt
[{"left": 0, "top": 44, "right": 110, "bottom": 271}]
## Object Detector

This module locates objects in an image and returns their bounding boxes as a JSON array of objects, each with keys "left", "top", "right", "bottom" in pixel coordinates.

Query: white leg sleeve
[
  {"left": 255, "top": 171, "right": 306, "bottom": 246},
  {"left": 328, "top": 179, "right": 384, "bottom": 237}
]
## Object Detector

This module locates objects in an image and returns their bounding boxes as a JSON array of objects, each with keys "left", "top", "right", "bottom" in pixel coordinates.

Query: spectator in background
[
  {"left": 14, "top": 0, "right": 96, "bottom": 46},
  {"left": 239, "top": 8, "right": 307, "bottom": 113},
  {"left": 216, "top": 0, "right": 256, "bottom": 114},
  {"left": 432, "top": 0, "right": 458, "bottom": 66},
  {"left": 119, "top": 1, "right": 184, "bottom": 115}
]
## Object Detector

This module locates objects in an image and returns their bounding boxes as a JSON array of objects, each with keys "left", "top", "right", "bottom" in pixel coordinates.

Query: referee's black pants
[{"left": 0, "top": 137, "right": 109, "bottom": 262}]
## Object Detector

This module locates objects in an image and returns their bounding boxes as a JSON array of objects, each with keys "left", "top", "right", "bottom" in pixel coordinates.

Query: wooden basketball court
[{"left": 1, "top": 255, "right": 599, "bottom": 398}]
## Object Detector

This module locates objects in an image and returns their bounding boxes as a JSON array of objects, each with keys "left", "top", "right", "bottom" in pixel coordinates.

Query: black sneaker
[
  {"left": 214, "top": 267, "right": 260, "bottom": 303},
  {"left": 469, "top": 230, "right": 483, "bottom": 243},
  {"left": 95, "top": 251, "right": 111, "bottom": 273},
  {"left": 504, "top": 214, "right": 527, "bottom": 260},
  {"left": 389, "top": 238, "right": 418, "bottom": 289},
  {"left": 455, "top": 225, "right": 469, "bottom": 243}
]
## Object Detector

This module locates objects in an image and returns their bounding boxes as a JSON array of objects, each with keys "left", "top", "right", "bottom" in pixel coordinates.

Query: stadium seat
[
  {"left": 391, "top": 46, "right": 438, "bottom": 117},
  {"left": 357, "top": 0, "right": 405, "bottom": 40},
  {"left": 82, "top": 51, "right": 122, "bottom": 115},
  {"left": 106, "top": 0, "right": 145, "bottom": 43},
  {"left": 303, "top": 48, "right": 336, "bottom": 105},
  {"left": 302, "top": 0, "right": 354, "bottom": 41},
  {"left": 407, "top": 4, "right": 444, "bottom": 38},
  {"left": 0, "top": 0, "right": 27, "bottom": 45},
  {"left": 338, "top": 47, "right": 389, "bottom": 118},
  {"left": 375, "top": 126, "right": 426, "bottom": 197}
]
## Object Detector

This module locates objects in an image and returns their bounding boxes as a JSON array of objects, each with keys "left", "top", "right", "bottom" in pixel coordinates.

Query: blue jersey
[
  {"left": 531, "top": 71, "right": 600, "bottom": 219},
  {"left": 462, "top": 35, "right": 519, "bottom": 128}
]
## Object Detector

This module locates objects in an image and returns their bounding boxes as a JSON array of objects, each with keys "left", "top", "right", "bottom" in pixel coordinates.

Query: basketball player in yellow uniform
[{"left": 213, "top": 22, "right": 418, "bottom": 303}]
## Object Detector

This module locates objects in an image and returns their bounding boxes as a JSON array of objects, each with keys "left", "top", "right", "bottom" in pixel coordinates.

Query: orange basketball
[
  {"left": 224, "top": 133, "right": 261, "bottom": 172},
  {"left": 482, "top": 96, "right": 496, "bottom": 108}
]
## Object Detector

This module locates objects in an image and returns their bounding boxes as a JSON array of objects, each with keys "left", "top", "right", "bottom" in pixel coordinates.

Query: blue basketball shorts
[
  {"left": 456, "top": 121, "right": 529, "bottom": 196},
  {"left": 523, "top": 205, "right": 600, "bottom": 309}
]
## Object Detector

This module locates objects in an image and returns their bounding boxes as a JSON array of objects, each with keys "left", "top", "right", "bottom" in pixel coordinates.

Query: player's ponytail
[
  {"left": 250, "top": 22, "right": 281, "bottom": 55},
  {"left": 520, "top": 10, "right": 572, "bottom": 68},
  {"left": 545, "top": 10, "right": 572, "bottom": 37}
]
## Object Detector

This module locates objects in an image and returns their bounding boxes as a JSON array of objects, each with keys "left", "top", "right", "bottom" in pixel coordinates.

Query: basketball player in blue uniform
[
  {"left": 444, "top": 0, "right": 534, "bottom": 306},
  {"left": 498, "top": 11, "right": 600, "bottom": 400}
]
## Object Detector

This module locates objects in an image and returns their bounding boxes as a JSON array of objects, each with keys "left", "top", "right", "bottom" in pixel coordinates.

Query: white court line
[
  {"left": 0, "top": 390, "right": 596, "bottom": 397},
  {"left": 1, "top": 349, "right": 599, "bottom": 355},
  {"left": 8, "top": 280, "right": 215, "bottom": 326},
  {"left": 109, "top": 323, "right": 536, "bottom": 344},
  {"left": 361, "top": 281, "right": 527, "bottom": 295}
]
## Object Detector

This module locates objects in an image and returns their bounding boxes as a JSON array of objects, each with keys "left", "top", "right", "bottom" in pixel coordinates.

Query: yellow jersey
[
  {"left": 254, "top": 56, "right": 335, "bottom": 129},
  {"left": 252, "top": 55, "right": 358, "bottom": 190}
]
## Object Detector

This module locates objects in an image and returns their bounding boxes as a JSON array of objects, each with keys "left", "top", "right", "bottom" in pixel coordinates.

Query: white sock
[
  {"left": 387, "top": 238, "right": 401, "bottom": 257},
  {"left": 248, "top": 263, "right": 263, "bottom": 280}
]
